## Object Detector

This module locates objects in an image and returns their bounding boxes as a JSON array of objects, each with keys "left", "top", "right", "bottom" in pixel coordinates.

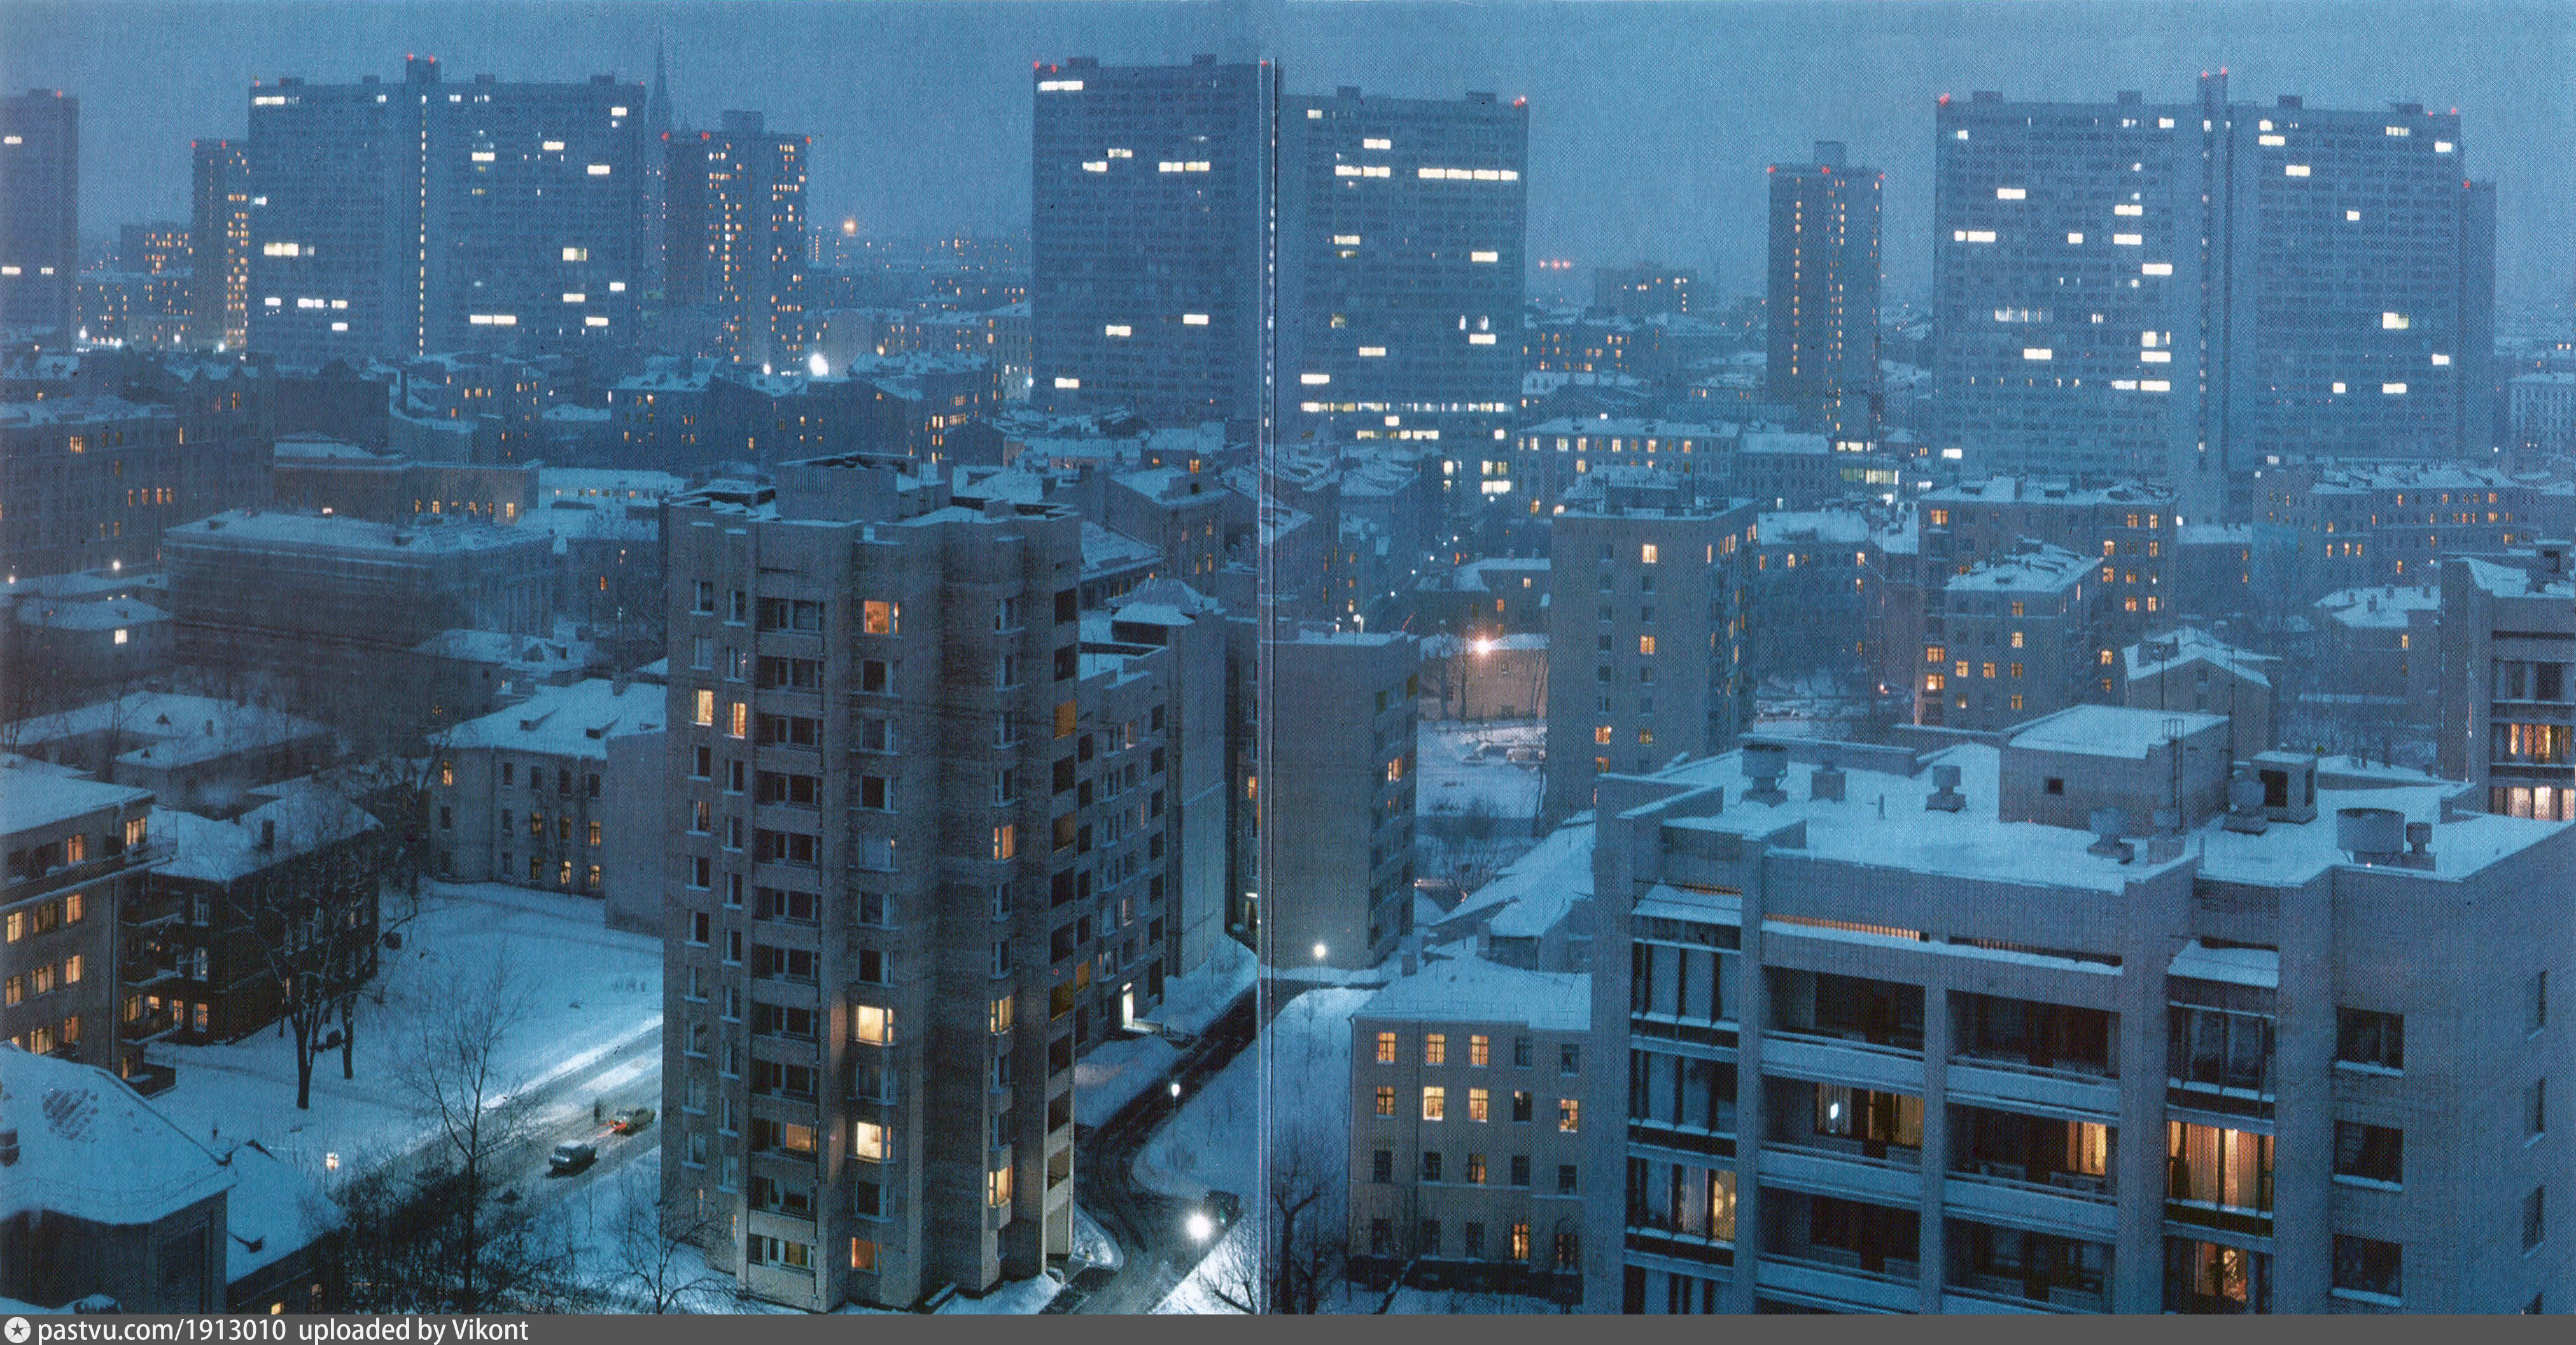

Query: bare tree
[
  {"left": 1263, "top": 1121, "right": 1347, "bottom": 1314},
  {"left": 214, "top": 788, "right": 394, "bottom": 1109},
  {"left": 597, "top": 1166, "right": 731, "bottom": 1313},
  {"left": 391, "top": 950, "right": 545, "bottom": 1312}
]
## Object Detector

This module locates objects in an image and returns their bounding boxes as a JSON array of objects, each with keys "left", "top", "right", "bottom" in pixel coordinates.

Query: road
[
  {"left": 368, "top": 1020, "right": 666, "bottom": 1221},
  {"left": 1058, "top": 978, "right": 1310, "bottom": 1315}
]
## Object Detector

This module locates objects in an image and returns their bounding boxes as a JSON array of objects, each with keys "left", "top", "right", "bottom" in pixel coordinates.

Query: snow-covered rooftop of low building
[
  {"left": 2315, "top": 582, "right": 2440, "bottom": 629},
  {"left": 167, "top": 510, "right": 549, "bottom": 556},
  {"left": 1448, "top": 817, "right": 1594, "bottom": 941},
  {"left": 1758, "top": 510, "right": 1874, "bottom": 545},
  {"left": 16, "top": 596, "right": 168, "bottom": 631},
  {"left": 150, "top": 783, "right": 381, "bottom": 884},
  {"left": 444, "top": 678, "right": 664, "bottom": 760},
  {"left": 6, "top": 693, "right": 330, "bottom": 766},
  {"left": 220, "top": 1139, "right": 343, "bottom": 1279},
  {"left": 0, "top": 1046, "right": 235, "bottom": 1225},
  {"left": 2460, "top": 554, "right": 2575, "bottom": 600},
  {"left": 0, "top": 772, "right": 152, "bottom": 837},
  {"left": 2008, "top": 705, "right": 2230, "bottom": 760},
  {"left": 1921, "top": 477, "right": 2170, "bottom": 507},
  {"left": 1082, "top": 521, "right": 1161, "bottom": 576},
  {"left": 1944, "top": 543, "right": 2092, "bottom": 593},
  {"left": 1739, "top": 430, "right": 1831, "bottom": 456},
  {"left": 2122, "top": 628, "right": 2276, "bottom": 689},
  {"left": 1356, "top": 953, "right": 1589, "bottom": 1032}
]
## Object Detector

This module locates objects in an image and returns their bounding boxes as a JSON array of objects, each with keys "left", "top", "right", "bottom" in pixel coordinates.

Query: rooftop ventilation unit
[
  {"left": 1810, "top": 754, "right": 1847, "bottom": 803},
  {"left": 1743, "top": 744, "right": 1788, "bottom": 805},
  {"left": 2222, "top": 768, "right": 2270, "bottom": 834},
  {"left": 2335, "top": 806, "right": 2405, "bottom": 864},
  {"left": 2087, "top": 807, "right": 2134, "bottom": 863},
  {"left": 1925, "top": 763, "right": 1966, "bottom": 812},
  {"left": 2252, "top": 751, "right": 2318, "bottom": 823}
]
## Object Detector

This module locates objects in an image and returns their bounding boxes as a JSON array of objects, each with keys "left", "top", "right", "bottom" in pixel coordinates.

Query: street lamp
[
  {"left": 1187, "top": 1212, "right": 1215, "bottom": 1244},
  {"left": 1169, "top": 1081, "right": 1182, "bottom": 1099},
  {"left": 1312, "top": 942, "right": 1329, "bottom": 962}
]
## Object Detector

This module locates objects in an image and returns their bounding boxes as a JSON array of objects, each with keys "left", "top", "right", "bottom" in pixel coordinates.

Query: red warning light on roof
[
  {"left": 1513, "top": 97, "right": 1526, "bottom": 108},
  {"left": 1938, "top": 93, "right": 1951, "bottom": 106}
]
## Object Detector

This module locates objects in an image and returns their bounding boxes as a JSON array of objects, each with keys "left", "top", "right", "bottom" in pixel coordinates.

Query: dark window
[
  {"left": 2332, "top": 1121, "right": 2402, "bottom": 1185},
  {"left": 2335, "top": 1008, "right": 2405, "bottom": 1071},
  {"left": 1372, "top": 1150, "right": 1392, "bottom": 1184},
  {"left": 2332, "top": 1235, "right": 2402, "bottom": 1300},
  {"left": 1510, "top": 1155, "right": 1530, "bottom": 1187}
]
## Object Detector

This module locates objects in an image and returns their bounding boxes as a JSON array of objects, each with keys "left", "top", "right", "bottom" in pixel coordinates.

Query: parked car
[
  {"left": 549, "top": 1141, "right": 597, "bottom": 1175},
  {"left": 612, "top": 1107, "right": 655, "bottom": 1135}
]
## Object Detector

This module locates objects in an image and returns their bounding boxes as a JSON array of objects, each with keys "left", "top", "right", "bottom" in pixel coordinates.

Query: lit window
[
  {"left": 1053, "top": 376, "right": 1079, "bottom": 390},
  {"left": 1996, "top": 187, "right": 2026, "bottom": 200},
  {"left": 852, "top": 1120, "right": 888, "bottom": 1161},
  {"left": 1469, "top": 250, "right": 1499, "bottom": 263},
  {"left": 1103, "top": 323, "right": 1131, "bottom": 337},
  {"left": 2381, "top": 312, "right": 2410, "bottom": 330},
  {"left": 113, "top": 628, "right": 129, "bottom": 645},
  {"left": 1376, "top": 1031, "right": 1397, "bottom": 1063},
  {"left": 1640, "top": 543, "right": 1659, "bottom": 565},
  {"left": 1357, "top": 346, "right": 1385, "bottom": 358},
  {"left": 1180, "top": 313, "right": 1208, "bottom": 325},
  {"left": 2382, "top": 383, "right": 2407, "bottom": 395},
  {"left": 852, "top": 1004, "right": 895, "bottom": 1046},
  {"left": 2141, "top": 262, "right": 2174, "bottom": 276},
  {"left": 1363, "top": 137, "right": 1391, "bottom": 150},
  {"left": 1422, "top": 1086, "right": 1446, "bottom": 1121},
  {"left": 2114, "top": 203, "right": 2144, "bottom": 216},
  {"left": 543, "top": 140, "right": 566, "bottom": 151},
  {"left": 693, "top": 689, "right": 715, "bottom": 726},
  {"left": 2259, "top": 134, "right": 2287, "bottom": 146},
  {"left": 2066, "top": 232, "right": 2085, "bottom": 244},
  {"left": 2023, "top": 348, "right": 2052, "bottom": 361},
  {"left": 2285, "top": 164, "right": 2311, "bottom": 177},
  {"left": 1301, "top": 373, "right": 1331, "bottom": 385},
  {"left": 2113, "top": 233, "right": 2142, "bottom": 246},
  {"left": 2433, "top": 141, "right": 2453, "bottom": 153}
]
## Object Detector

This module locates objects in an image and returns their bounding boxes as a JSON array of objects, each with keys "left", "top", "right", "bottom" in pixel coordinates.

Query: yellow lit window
[
  {"left": 1558, "top": 1098, "right": 1581, "bottom": 1132},
  {"left": 992, "top": 824, "right": 1016, "bottom": 860},
  {"left": 1594, "top": 725, "right": 1613, "bottom": 745},
  {"left": 1375, "top": 1086, "right": 1396, "bottom": 1116},
  {"left": 852, "top": 1120, "right": 888, "bottom": 1161},
  {"left": 1470, "top": 1034, "right": 1490, "bottom": 1067},
  {"left": 988, "top": 1165, "right": 1013, "bottom": 1208},
  {"left": 863, "top": 600, "right": 899, "bottom": 635},
  {"left": 852, "top": 1004, "right": 895, "bottom": 1046},
  {"left": 1640, "top": 543, "right": 1659, "bottom": 565},
  {"left": 1422, "top": 1086, "right": 1446, "bottom": 1121},
  {"left": 729, "top": 701, "right": 748, "bottom": 738},
  {"left": 1468, "top": 1087, "right": 1490, "bottom": 1122},
  {"left": 1639, "top": 636, "right": 1657, "bottom": 656},
  {"left": 693, "top": 689, "right": 715, "bottom": 726},
  {"left": 1425, "top": 1033, "right": 1447, "bottom": 1066},
  {"left": 990, "top": 996, "right": 1014, "bottom": 1033},
  {"left": 1376, "top": 1031, "right": 1398, "bottom": 1063}
]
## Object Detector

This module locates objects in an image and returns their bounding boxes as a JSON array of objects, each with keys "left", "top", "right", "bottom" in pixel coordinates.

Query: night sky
[{"left": 4, "top": 0, "right": 2568, "bottom": 307}]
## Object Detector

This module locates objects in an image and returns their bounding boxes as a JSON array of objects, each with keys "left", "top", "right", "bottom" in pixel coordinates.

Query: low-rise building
[
  {"left": 2122, "top": 628, "right": 2279, "bottom": 762},
  {"left": 1917, "top": 542, "right": 2106, "bottom": 733},
  {"left": 0, "top": 770, "right": 155, "bottom": 1080},
  {"left": 431, "top": 679, "right": 664, "bottom": 920},
  {"left": 3, "top": 693, "right": 335, "bottom": 818},
  {"left": 1348, "top": 950, "right": 1592, "bottom": 1303},
  {"left": 0, "top": 1047, "right": 231, "bottom": 1311}
]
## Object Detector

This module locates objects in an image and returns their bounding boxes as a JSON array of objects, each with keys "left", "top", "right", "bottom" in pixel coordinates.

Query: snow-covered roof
[
  {"left": 1943, "top": 544, "right": 2092, "bottom": 594},
  {"left": 6, "top": 693, "right": 329, "bottom": 768},
  {"left": 2315, "top": 582, "right": 2440, "bottom": 630},
  {"left": 444, "top": 678, "right": 664, "bottom": 761},
  {"left": 150, "top": 784, "right": 381, "bottom": 884},
  {"left": 0, "top": 772, "right": 151, "bottom": 837},
  {"left": 1921, "top": 477, "right": 2169, "bottom": 507},
  {"left": 1520, "top": 416, "right": 1732, "bottom": 440},
  {"left": 0, "top": 1046, "right": 235, "bottom": 1225},
  {"left": 2009, "top": 705, "right": 2230, "bottom": 761},
  {"left": 1358, "top": 953, "right": 1590, "bottom": 1032},
  {"left": 220, "top": 1140, "right": 342, "bottom": 1280},
  {"left": 167, "top": 510, "right": 547, "bottom": 558},
  {"left": 1758, "top": 510, "right": 1873, "bottom": 545},
  {"left": 1082, "top": 521, "right": 1161, "bottom": 576},
  {"left": 2169, "top": 940, "right": 2281, "bottom": 988},
  {"left": 2460, "top": 555, "right": 2575, "bottom": 600},
  {"left": 1738, "top": 430, "right": 1831, "bottom": 457},
  {"left": 2177, "top": 523, "right": 2251, "bottom": 546},
  {"left": 16, "top": 597, "right": 167, "bottom": 631},
  {"left": 2122, "top": 628, "right": 2276, "bottom": 689}
]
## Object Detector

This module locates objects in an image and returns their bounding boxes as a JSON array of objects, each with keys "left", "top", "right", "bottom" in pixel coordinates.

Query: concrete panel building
[
  {"left": 1542, "top": 470, "right": 1758, "bottom": 825},
  {"left": 1573, "top": 710, "right": 2576, "bottom": 1313},
  {"left": 1264, "top": 628, "right": 1419, "bottom": 971},
  {"left": 2435, "top": 546, "right": 2574, "bottom": 821},
  {"left": 1766, "top": 141, "right": 1881, "bottom": 440},
  {"left": 431, "top": 677, "right": 665, "bottom": 910},
  {"left": 0, "top": 90, "right": 78, "bottom": 340}
]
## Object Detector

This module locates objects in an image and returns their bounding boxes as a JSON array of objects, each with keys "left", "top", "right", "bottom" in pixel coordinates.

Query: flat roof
[{"left": 2008, "top": 705, "right": 2230, "bottom": 759}]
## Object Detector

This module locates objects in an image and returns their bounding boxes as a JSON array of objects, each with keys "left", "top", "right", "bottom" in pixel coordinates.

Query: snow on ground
[
  {"left": 1135, "top": 987, "right": 1372, "bottom": 1205},
  {"left": 1417, "top": 719, "right": 1543, "bottom": 822},
  {"left": 939, "top": 1275, "right": 1063, "bottom": 1314},
  {"left": 1154, "top": 936, "right": 1258, "bottom": 1034},
  {"left": 147, "top": 881, "right": 661, "bottom": 1186},
  {"left": 1073, "top": 1033, "right": 1179, "bottom": 1128},
  {"left": 1327, "top": 1285, "right": 1558, "bottom": 1314},
  {"left": 1074, "top": 938, "right": 1261, "bottom": 1127},
  {"left": 1072, "top": 1204, "right": 1122, "bottom": 1272}
]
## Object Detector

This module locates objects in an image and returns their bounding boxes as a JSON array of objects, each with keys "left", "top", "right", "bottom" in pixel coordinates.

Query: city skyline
[{"left": 1, "top": 0, "right": 2570, "bottom": 308}]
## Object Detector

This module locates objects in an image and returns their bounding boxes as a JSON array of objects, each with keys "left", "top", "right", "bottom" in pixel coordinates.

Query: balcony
[
  {"left": 1760, "top": 1032, "right": 1924, "bottom": 1095},
  {"left": 1945, "top": 1057, "right": 2120, "bottom": 1120},
  {"left": 1940, "top": 1281, "right": 2101, "bottom": 1314},
  {"left": 6, "top": 840, "right": 172, "bottom": 902},
  {"left": 1625, "top": 1226, "right": 1735, "bottom": 1271},
  {"left": 1754, "top": 1255, "right": 1922, "bottom": 1314},
  {"left": 1942, "top": 1169, "right": 2118, "bottom": 1240},
  {"left": 1760, "top": 1143, "right": 1923, "bottom": 1207}
]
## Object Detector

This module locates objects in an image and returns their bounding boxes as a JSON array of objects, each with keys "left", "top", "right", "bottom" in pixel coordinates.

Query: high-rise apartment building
[
  {"left": 1262, "top": 628, "right": 1419, "bottom": 971},
  {"left": 661, "top": 458, "right": 1170, "bottom": 1309},
  {"left": 0, "top": 90, "right": 79, "bottom": 339},
  {"left": 1277, "top": 85, "right": 1527, "bottom": 465},
  {"left": 1594, "top": 262, "right": 1695, "bottom": 318},
  {"left": 1933, "top": 77, "right": 2496, "bottom": 519},
  {"left": 245, "top": 56, "right": 649, "bottom": 363},
  {"left": 1765, "top": 141, "right": 1881, "bottom": 439},
  {"left": 1030, "top": 55, "right": 1272, "bottom": 428},
  {"left": 1541, "top": 470, "right": 1758, "bottom": 826},
  {"left": 1579, "top": 716, "right": 2576, "bottom": 1313},
  {"left": 189, "top": 139, "right": 253, "bottom": 349},
  {"left": 662, "top": 110, "right": 810, "bottom": 369},
  {"left": 2436, "top": 544, "right": 2575, "bottom": 821}
]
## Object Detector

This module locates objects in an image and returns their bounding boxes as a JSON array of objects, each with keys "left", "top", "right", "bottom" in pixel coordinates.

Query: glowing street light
[
  {"left": 1186, "top": 1213, "right": 1215, "bottom": 1243},
  {"left": 1312, "top": 942, "right": 1329, "bottom": 962},
  {"left": 1168, "top": 1081, "right": 1182, "bottom": 1099}
]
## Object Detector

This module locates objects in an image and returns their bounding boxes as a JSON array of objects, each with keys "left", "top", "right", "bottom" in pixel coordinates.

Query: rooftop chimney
[{"left": 1809, "top": 755, "right": 1847, "bottom": 803}]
